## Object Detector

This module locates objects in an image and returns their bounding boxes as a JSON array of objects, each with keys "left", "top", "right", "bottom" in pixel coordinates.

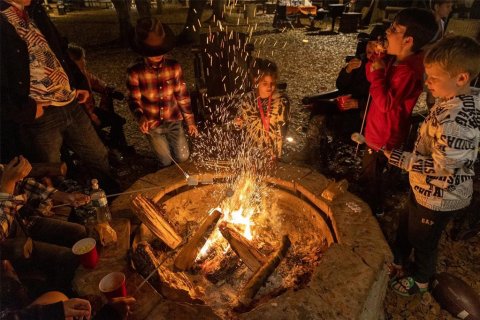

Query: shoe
[{"left": 390, "top": 276, "right": 428, "bottom": 297}]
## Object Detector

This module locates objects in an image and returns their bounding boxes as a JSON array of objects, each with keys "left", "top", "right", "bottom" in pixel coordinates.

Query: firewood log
[
  {"left": 219, "top": 222, "right": 266, "bottom": 272},
  {"left": 131, "top": 195, "right": 182, "bottom": 249},
  {"left": 236, "top": 235, "right": 291, "bottom": 309},
  {"left": 132, "top": 242, "right": 203, "bottom": 304},
  {"left": 174, "top": 210, "right": 223, "bottom": 271}
]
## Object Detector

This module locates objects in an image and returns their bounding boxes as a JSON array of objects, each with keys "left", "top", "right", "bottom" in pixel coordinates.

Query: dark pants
[
  {"left": 394, "top": 193, "right": 459, "bottom": 283},
  {"left": 359, "top": 147, "right": 390, "bottom": 214},
  {"left": 1, "top": 217, "right": 86, "bottom": 292},
  {"left": 94, "top": 108, "right": 128, "bottom": 150},
  {"left": 20, "top": 100, "right": 110, "bottom": 176}
]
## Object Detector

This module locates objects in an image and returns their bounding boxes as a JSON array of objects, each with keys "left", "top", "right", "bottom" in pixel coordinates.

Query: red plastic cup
[
  {"left": 99, "top": 272, "right": 127, "bottom": 299},
  {"left": 336, "top": 94, "right": 352, "bottom": 111},
  {"left": 72, "top": 238, "right": 98, "bottom": 269}
]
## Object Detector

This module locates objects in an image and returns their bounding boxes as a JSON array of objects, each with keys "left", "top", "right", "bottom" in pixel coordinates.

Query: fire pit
[{"left": 76, "top": 163, "right": 392, "bottom": 319}]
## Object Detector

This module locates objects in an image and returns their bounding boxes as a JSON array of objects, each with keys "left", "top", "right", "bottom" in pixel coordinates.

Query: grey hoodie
[{"left": 389, "top": 94, "right": 480, "bottom": 211}]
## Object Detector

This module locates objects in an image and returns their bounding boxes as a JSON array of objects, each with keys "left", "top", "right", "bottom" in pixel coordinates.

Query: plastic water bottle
[{"left": 90, "top": 179, "right": 112, "bottom": 223}]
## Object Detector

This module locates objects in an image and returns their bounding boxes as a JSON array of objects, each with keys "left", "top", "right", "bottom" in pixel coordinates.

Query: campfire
[{"left": 130, "top": 172, "right": 329, "bottom": 318}]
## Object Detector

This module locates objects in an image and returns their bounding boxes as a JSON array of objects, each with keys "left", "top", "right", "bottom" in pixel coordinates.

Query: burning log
[
  {"left": 174, "top": 210, "right": 223, "bottom": 271},
  {"left": 131, "top": 194, "right": 182, "bottom": 249},
  {"left": 132, "top": 242, "right": 203, "bottom": 304},
  {"left": 219, "top": 222, "right": 266, "bottom": 272},
  {"left": 235, "top": 235, "right": 291, "bottom": 310}
]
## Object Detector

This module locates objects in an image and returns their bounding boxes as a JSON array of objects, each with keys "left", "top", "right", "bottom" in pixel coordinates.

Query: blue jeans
[
  {"left": 20, "top": 100, "right": 110, "bottom": 175},
  {"left": 147, "top": 121, "right": 190, "bottom": 167}
]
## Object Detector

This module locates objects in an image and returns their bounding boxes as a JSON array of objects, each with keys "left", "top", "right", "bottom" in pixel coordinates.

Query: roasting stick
[
  {"left": 133, "top": 251, "right": 176, "bottom": 294},
  {"left": 355, "top": 94, "right": 371, "bottom": 157},
  {"left": 51, "top": 185, "right": 166, "bottom": 209}
]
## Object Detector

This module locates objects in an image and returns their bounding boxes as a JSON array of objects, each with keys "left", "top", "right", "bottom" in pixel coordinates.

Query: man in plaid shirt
[
  {"left": 127, "top": 18, "right": 198, "bottom": 167},
  {"left": 1, "top": 156, "right": 89, "bottom": 292}
]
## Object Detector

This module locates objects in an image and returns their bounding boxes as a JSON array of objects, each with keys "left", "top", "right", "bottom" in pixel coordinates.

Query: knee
[{"left": 31, "top": 291, "right": 69, "bottom": 305}]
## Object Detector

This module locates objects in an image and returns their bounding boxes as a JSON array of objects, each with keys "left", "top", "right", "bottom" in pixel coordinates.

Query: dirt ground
[{"left": 50, "top": 4, "right": 480, "bottom": 319}]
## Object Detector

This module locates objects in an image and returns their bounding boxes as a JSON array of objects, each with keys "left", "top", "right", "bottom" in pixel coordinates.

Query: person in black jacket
[
  {"left": 302, "top": 25, "right": 385, "bottom": 165},
  {"left": 0, "top": 0, "right": 116, "bottom": 192}
]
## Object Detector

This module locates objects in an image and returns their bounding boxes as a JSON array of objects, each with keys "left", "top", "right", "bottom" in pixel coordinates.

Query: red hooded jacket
[{"left": 364, "top": 53, "right": 425, "bottom": 151}]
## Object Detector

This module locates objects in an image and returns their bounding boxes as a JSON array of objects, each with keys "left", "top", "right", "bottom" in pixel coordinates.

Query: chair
[
  {"left": 445, "top": 18, "right": 480, "bottom": 41},
  {"left": 192, "top": 31, "right": 254, "bottom": 124}
]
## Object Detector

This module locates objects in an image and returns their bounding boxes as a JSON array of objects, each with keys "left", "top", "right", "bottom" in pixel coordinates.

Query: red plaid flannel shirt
[
  {"left": 0, "top": 179, "right": 56, "bottom": 241},
  {"left": 126, "top": 58, "right": 194, "bottom": 128}
]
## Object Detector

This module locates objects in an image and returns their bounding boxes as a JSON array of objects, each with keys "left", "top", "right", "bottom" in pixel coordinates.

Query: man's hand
[
  {"left": 76, "top": 90, "right": 90, "bottom": 104},
  {"left": 109, "top": 296, "right": 136, "bottom": 320},
  {"left": 187, "top": 124, "right": 199, "bottom": 137},
  {"left": 0, "top": 156, "right": 32, "bottom": 194},
  {"left": 63, "top": 298, "right": 91, "bottom": 320},
  {"left": 138, "top": 116, "right": 151, "bottom": 134},
  {"left": 346, "top": 58, "right": 362, "bottom": 73},
  {"left": 51, "top": 191, "right": 90, "bottom": 208}
]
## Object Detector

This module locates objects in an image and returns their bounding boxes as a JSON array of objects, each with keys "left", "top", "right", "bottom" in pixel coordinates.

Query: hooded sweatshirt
[
  {"left": 364, "top": 53, "right": 425, "bottom": 151},
  {"left": 389, "top": 94, "right": 480, "bottom": 211}
]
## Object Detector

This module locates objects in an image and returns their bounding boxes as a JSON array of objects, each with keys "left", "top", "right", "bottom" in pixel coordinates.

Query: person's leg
[
  {"left": 360, "top": 149, "right": 387, "bottom": 215},
  {"left": 27, "top": 217, "right": 87, "bottom": 248},
  {"left": 147, "top": 125, "right": 173, "bottom": 167},
  {"left": 19, "top": 107, "right": 67, "bottom": 163},
  {"left": 166, "top": 121, "right": 190, "bottom": 163},
  {"left": 30, "top": 291, "right": 68, "bottom": 306},
  {"left": 392, "top": 194, "right": 413, "bottom": 267},
  {"left": 29, "top": 240, "right": 80, "bottom": 292},
  {"left": 63, "top": 103, "right": 110, "bottom": 175},
  {"left": 409, "top": 200, "right": 457, "bottom": 284}
]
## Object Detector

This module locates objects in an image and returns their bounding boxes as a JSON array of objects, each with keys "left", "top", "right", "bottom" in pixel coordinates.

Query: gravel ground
[{"left": 50, "top": 4, "right": 480, "bottom": 319}]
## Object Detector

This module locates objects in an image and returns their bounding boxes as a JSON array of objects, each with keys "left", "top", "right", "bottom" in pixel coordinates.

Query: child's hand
[
  {"left": 187, "top": 124, "right": 199, "bottom": 137},
  {"left": 370, "top": 58, "right": 385, "bottom": 72},
  {"left": 383, "top": 149, "right": 392, "bottom": 159},
  {"left": 346, "top": 58, "right": 362, "bottom": 73},
  {"left": 51, "top": 191, "right": 90, "bottom": 207},
  {"left": 339, "top": 98, "right": 359, "bottom": 111},
  {"left": 0, "top": 156, "right": 32, "bottom": 194},
  {"left": 138, "top": 116, "right": 150, "bottom": 134}
]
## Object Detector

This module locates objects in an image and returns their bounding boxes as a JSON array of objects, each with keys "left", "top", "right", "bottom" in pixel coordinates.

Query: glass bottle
[{"left": 90, "top": 179, "right": 112, "bottom": 223}]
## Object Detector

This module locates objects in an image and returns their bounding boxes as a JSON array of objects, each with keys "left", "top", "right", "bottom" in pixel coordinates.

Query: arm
[
  {"left": 0, "top": 301, "right": 65, "bottom": 320},
  {"left": 173, "top": 64, "right": 195, "bottom": 126},
  {"left": 388, "top": 122, "right": 475, "bottom": 178},
  {"left": 126, "top": 68, "right": 144, "bottom": 121},
  {"left": 335, "top": 58, "right": 363, "bottom": 92},
  {"left": 366, "top": 60, "right": 418, "bottom": 114}
]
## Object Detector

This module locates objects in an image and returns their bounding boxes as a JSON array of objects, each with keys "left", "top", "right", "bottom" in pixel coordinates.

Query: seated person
[
  {"left": 0, "top": 260, "right": 136, "bottom": 319},
  {"left": 0, "top": 156, "right": 90, "bottom": 294},
  {"left": 234, "top": 58, "right": 290, "bottom": 163},
  {"left": 303, "top": 25, "right": 385, "bottom": 163},
  {"left": 67, "top": 44, "right": 133, "bottom": 158}
]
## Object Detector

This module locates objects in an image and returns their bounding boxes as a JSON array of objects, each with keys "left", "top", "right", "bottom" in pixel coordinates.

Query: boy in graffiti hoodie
[{"left": 385, "top": 36, "right": 480, "bottom": 296}]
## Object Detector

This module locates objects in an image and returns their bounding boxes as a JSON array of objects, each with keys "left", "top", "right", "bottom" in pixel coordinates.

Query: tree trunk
[{"left": 111, "top": 0, "right": 132, "bottom": 47}]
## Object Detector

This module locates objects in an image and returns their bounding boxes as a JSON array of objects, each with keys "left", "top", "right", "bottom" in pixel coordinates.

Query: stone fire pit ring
[{"left": 105, "top": 162, "right": 392, "bottom": 319}]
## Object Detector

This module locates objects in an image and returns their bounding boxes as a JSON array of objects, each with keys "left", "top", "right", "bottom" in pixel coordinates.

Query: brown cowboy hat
[{"left": 132, "top": 17, "right": 175, "bottom": 57}]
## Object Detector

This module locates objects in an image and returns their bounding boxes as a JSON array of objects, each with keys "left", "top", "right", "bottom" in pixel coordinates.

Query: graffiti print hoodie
[{"left": 389, "top": 94, "right": 480, "bottom": 211}]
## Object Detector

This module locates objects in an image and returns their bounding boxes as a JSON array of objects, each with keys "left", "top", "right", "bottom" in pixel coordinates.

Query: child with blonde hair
[{"left": 385, "top": 36, "right": 480, "bottom": 296}]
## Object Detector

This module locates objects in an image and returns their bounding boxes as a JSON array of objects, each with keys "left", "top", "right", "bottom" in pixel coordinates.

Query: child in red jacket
[{"left": 360, "top": 8, "right": 438, "bottom": 216}]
